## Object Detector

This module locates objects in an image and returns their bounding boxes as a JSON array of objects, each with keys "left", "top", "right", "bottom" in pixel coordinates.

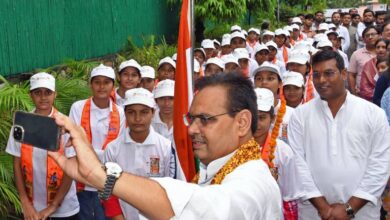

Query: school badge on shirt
[{"left": 149, "top": 156, "right": 160, "bottom": 177}]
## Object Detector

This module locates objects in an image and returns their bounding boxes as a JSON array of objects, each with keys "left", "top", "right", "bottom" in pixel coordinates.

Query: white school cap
[
  {"left": 233, "top": 48, "right": 250, "bottom": 60},
  {"left": 172, "top": 53, "right": 177, "bottom": 61},
  {"left": 265, "top": 41, "right": 278, "bottom": 49},
  {"left": 30, "top": 72, "right": 55, "bottom": 91},
  {"left": 291, "top": 24, "right": 300, "bottom": 31},
  {"left": 158, "top": 57, "right": 176, "bottom": 69},
  {"left": 205, "top": 57, "right": 225, "bottom": 70},
  {"left": 123, "top": 88, "right": 156, "bottom": 108},
  {"left": 230, "top": 31, "right": 246, "bottom": 41},
  {"left": 287, "top": 49, "right": 310, "bottom": 65},
  {"left": 253, "top": 61, "right": 281, "bottom": 79},
  {"left": 317, "top": 39, "right": 333, "bottom": 48},
  {"left": 221, "top": 54, "right": 239, "bottom": 66},
  {"left": 248, "top": 28, "right": 260, "bottom": 35},
  {"left": 283, "top": 71, "right": 305, "bottom": 87},
  {"left": 262, "top": 30, "right": 275, "bottom": 37},
  {"left": 221, "top": 34, "right": 231, "bottom": 46},
  {"left": 140, "top": 66, "right": 155, "bottom": 79},
  {"left": 318, "top": 23, "right": 329, "bottom": 31},
  {"left": 274, "top": 28, "right": 286, "bottom": 36},
  {"left": 327, "top": 23, "right": 336, "bottom": 30},
  {"left": 90, "top": 64, "right": 115, "bottom": 81},
  {"left": 254, "top": 44, "right": 269, "bottom": 55},
  {"left": 213, "top": 39, "right": 221, "bottom": 46},
  {"left": 255, "top": 88, "right": 274, "bottom": 112},
  {"left": 231, "top": 25, "right": 242, "bottom": 32},
  {"left": 154, "top": 79, "right": 175, "bottom": 98},
  {"left": 292, "top": 17, "right": 303, "bottom": 25},
  {"left": 201, "top": 39, "right": 215, "bottom": 49},
  {"left": 118, "top": 59, "right": 141, "bottom": 72}
]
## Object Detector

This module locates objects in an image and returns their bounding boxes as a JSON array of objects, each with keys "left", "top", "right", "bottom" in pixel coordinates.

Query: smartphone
[{"left": 12, "top": 111, "right": 61, "bottom": 151}]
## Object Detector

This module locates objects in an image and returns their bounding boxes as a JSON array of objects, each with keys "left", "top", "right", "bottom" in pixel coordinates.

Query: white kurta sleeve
[
  {"left": 153, "top": 160, "right": 282, "bottom": 220},
  {"left": 288, "top": 110, "right": 323, "bottom": 200},
  {"left": 276, "top": 140, "right": 305, "bottom": 201},
  {"left": 352, "top": 111, "right": 390, "bottom": 205}
]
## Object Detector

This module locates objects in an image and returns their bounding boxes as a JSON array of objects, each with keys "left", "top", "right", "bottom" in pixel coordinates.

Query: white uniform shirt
[
  {"left": 288, "top": 92, "right": 390, "bottom": 220},
  {"left": 6, "top": 110, "right": 79, "bottom": 217},
  {"left": 153, "top": 152, "right": 282, "bottom": 219},
  {"left": 276, "top": 46, "right": 291, "bottom": 64},
  {"left": 249, "top": 58, "right": 259, "bottom": 78},
  {"left": 104, "top": 127, "right": 173, "bottom": 220},
  {"left": 69, "top": 98, "right": 125, "bottom": 191},
  {"left": 338, "top": 49, "right": 349, "bottom": 69},
  {"left": 336, "top": 25, "right": 350, "bottom": 53},
  {"left": 356, "top": 22, "right": 366, "bottom": 49},
  {"left": 114, "top": 88, "right": 126, "bottom": 107},
  {"left": 246, "top": 41, "right": 261, "bottom": 59},
  {"left": 273, "top": 100, "right": 294, "bottom": 143},
  {"left": 274, "top": 139, "right": 305, "bottom": 201}
]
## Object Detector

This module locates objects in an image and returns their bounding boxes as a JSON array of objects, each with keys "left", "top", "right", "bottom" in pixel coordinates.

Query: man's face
[
  {"left": 305, "top": 18, "right": 314, "bottom": 27},
  {"left": 287, "top": 62, "right": 308, "bottom": 76},
  {"left": 230, "top": 37, "right": 246, "bottom": 49},
  {"left": 125, "top": 104, "right": 154, "bottom": 134},
  {"left": 332, "top": 13, "right": 341, "bottom": 25},
  {"left": 119, "top": 67, "right": 141, "bottom": 90},
  {"left": 194, "top": 51, "right": 205, "bottom": 64},
  {"left": 274, "top": 35, "right": 286, "bottom": 47},
  {"left": 187, "top": 85, "right": 239, "bottom": 165},
  {"left": 312, "top": 58, "right": 346, "bottom": 100},
  {"left": 342, "top": 14, "right": 351, "bottom": 26},
  {"left": 253, "top": 111, "right": 272, "bottom": 140},
  {"left": 140, "top": 78, "right": 155, "bottom": 92},
  {"left": 363, "top": 12, "right": 374, "bottom": 24},
  {"left": 205, "top": 64, "right": 223, "bottom": 76},
  {"left": 255, "top": 50, "right": 269, "bottom": 65},
  {"left": 349, "top": 9, "right": 358, "bottom": 15},
  {"left": 383, "top": 24, "right": 390, "bottom": 41},
  {"left": 156, "top": 97, "right": 174, "bottom": 115},
  {"left": 158, "top": 63, "right": 175, "bottom": 81},
  {"left": 352, "top": 15, "right": 361, "bottom": 26},
  {"left": 376, "top": 14, "right": 386, "bottom": 25},
  {"left": 363, "top": 28, "right": 379, "bottom": 47},
  {"left": 30, "top": 88, "right": 56, "bottom": 112},
  {"left": 315, "top": 12, "right": 324, "bottom": 23},
  {"left": 90, "top": 76, "right": 114, "bottom": 100}
]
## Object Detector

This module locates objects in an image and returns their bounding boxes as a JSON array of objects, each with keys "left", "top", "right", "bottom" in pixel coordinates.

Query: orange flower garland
[
  {"left": 304, "top": 69, "right": 314, "bottom": 103},
  {"left": 269, "top": 88, "right": 287, "bottom": 170}
]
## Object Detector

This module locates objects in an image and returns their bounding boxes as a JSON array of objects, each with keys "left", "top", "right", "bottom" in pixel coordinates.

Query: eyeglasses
[
  {"left": 364, "top": 33, "right": 378, "bottom": 38},
  {"left": 183, "top": 111, "right": 235, "bottom": 127},
  {"left": 312, "top": 70, "right": 338, "bottom": 79}
]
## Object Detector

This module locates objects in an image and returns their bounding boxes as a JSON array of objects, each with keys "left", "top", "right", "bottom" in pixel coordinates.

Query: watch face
[{"left": 105, "top": 162, "right": 123, "bottom": 177}]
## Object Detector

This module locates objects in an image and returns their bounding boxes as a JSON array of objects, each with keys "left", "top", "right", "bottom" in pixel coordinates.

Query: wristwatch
[
  {"left": 345, "top": 203, "right": 355, "bottom": 218},
  {"left": 98, "top": 162, "right": 123, "bottom": 200}
]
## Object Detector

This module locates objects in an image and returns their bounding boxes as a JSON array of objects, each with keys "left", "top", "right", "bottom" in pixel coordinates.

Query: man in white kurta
[{"left": 288, "top": 50, "right": 390, "bottom": 219}]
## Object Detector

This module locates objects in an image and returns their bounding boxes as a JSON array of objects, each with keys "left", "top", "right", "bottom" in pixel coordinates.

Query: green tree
[{"left": 327, "top": 0, "right": 361, "bottom": 8}]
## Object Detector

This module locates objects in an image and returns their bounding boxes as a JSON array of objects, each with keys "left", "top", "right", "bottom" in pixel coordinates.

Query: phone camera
[{"left": 13, "top": 126, "right": 24, "bottom": 141}]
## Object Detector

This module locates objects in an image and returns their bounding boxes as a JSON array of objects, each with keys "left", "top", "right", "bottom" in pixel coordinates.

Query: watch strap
[
  {"left": 345, "top": 203, "right": 355, "bottom": 218},
  {"left": 99, "top": 175, "right": 117, "bottom": 200}
]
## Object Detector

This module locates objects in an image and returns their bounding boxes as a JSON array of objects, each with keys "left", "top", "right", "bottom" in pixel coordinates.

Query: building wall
[{"left": 0, "top": 0, "right": 178, "bottom": 77}]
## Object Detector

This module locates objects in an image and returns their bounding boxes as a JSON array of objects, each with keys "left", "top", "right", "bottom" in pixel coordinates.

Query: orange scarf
[
  {"left": 282, "top": 46, "right": 288, "bottom": 64},
  {"left": 192, "top": 139, "right": 260, "bottom": 184},
  {"left": 21, "top": 108, "right": 64, "bottom": 205},
  {"left": 77, "top": 98, "right": 120, "bottom": 191},
  {"left": 109, "top": 89, "right": 116, "bottom": 104},
  {"left": 260, "top": 133, "right": 272, "bottom": 167},
  {"left": 304, "top": 70, "right": 315, "bottom": 103}
]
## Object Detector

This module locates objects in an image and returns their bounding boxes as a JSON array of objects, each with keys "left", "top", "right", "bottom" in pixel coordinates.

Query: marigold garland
[
  {"left": 304, "top": 69, "right": 314, "bottom": 103},
  {"left": 269, "top": 88, "right": 287, "bottom": 169}
]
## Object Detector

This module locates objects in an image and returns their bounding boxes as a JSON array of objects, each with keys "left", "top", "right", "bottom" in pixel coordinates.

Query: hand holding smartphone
[{"left": 12, "top": 111, "right": 61, "bottom": 151}]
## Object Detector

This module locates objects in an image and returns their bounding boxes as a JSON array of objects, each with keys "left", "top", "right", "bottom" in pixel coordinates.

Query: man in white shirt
[
  {"left": 68, "top": 64, "right": 126, "bottom": 219},
  {"left": 288, "top": 50, "right": 390, "bottom": 220},
  {"left": 103, "top": 88, "right": 174, "bottom": 220},
  {"left": 356, "top": 9, "right": 376, "bottom": 49},
  {"left": 331, "top": 11, "right": 350, "bottom": 53},
  {"left": 49, "top": 72, "right": 282, "bottom": 220},
  {"left": 7, "top": 72, "right": 79, "bottom": 219}
]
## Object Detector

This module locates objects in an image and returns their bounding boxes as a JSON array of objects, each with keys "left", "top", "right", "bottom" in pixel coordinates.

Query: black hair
[
  {"left": 315, "top": 11, "right": 323, "bottom": 16},
  {"left": 351, "top": 14, "right": 360, "bottom": 19},
  {"left": 376, "top": 56, "right": 388, "bottom": 67},
  {"left": 119, "top": 66, "right": 141, "bottom": 77},
  {"left": 362, "top": 25, "right": 381, "bottom": 38},
  {"left": 305, "top": 14, "right": 314, "bottom": 20},
  {"left": 261, "top": 21, "right": 270, "bottom": 31},
  {"left": 297, "top": 13, "right": 305, "bottom": 17},
  {"left": 332, "top": 12, "right": 341, "bottom": 17},
  {"left": 382, "top": 22, "right": 390, "bottom": 32},
  {"left": 194, "top": 72, "right": 258, "bottom": 134},
  {"left": 341, "top": 12, "right": 350, "bottom": 18},
  {"left": 375, "top": 38, "right": 390, "bottom": 48},
  {"left": 363, "top": 9, "right": 374, "bottom": 17},
  {"left": 312, "top": 50, "right": 345, "bottom": 71},
  {"left": 375, "top": 11, "right": 387, "bottom": 18}
]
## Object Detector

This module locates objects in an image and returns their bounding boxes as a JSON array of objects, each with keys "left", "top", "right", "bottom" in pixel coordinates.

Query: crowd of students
[{"left": 5, "top": 8, "right": 390, "bottom": 220}]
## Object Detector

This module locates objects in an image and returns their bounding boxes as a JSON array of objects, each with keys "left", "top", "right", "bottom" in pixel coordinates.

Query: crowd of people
[{"left": 5, "top": 8, "right": 390, "bottom": 220}]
